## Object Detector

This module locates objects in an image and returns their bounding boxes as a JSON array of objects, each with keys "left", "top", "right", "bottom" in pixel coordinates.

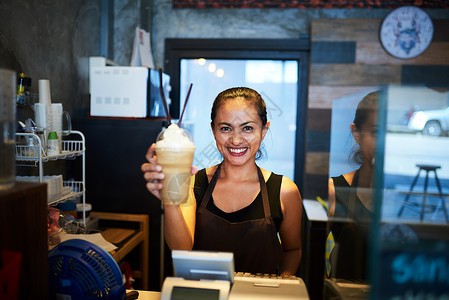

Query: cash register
[{"left": 160, "top": 250, "right": 310, "bottom": 300}]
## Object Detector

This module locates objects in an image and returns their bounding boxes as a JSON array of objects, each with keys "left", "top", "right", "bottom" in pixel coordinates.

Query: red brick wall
[{"left": 173, "top": 0, "right": 449, "bottom": 9}]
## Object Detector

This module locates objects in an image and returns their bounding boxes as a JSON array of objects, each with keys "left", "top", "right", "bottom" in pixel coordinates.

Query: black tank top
[
  {"left": 329, "top": 170, "right": 372, "bottom": 280},
  {"left": 193, "top": 168, "right": 284, "bottom": 232}
]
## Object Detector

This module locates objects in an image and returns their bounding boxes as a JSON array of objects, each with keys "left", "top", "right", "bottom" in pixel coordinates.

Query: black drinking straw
[
  {"left": 178, "top": 83, "right": 193, "bottom": 128},
  {"left": 158, "top": 68, "right": 171, "bottom": 124}
]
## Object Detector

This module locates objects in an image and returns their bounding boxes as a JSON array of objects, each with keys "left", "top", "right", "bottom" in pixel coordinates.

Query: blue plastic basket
[{"left": 48, "top": 239, "right": 126, "bottom": 300}]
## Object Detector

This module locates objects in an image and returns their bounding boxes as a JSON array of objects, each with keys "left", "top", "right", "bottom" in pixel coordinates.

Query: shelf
[
  {"left": 15, "top": 178, "right": 84, "bottom": 206},
  {"left": 90, "top": 212, "right": 149, "bottom": 290},
  {"left": 16, "top": 150, "right": 84, "bottom": 162},
  {"left": 15, "top": 130, "right": 87, "bottom": 222},
  {"left": 16, "top": 131, "right": 85, "bottom": 163},
  {"left": 47, "top": 190, "right": 83, "bottom": 206}
]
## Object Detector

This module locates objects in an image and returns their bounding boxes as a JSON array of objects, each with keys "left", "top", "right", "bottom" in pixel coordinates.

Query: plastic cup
[
  {"left": 49, "top": 103, "right": 71, "bottom": 153},
  {"left": 155, "top": 125, "right": 195, "bottom": 205}
]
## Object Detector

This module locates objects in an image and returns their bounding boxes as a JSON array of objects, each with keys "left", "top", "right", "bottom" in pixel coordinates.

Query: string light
[
  {"left": 208, "top": 63, "right": 216, "bottom": 73},
  {"left": 216, "top": 68, "right": 224, "bottom": 78},
  {"left": 197, "top": 58, "right": 206, "bottom": 65}
]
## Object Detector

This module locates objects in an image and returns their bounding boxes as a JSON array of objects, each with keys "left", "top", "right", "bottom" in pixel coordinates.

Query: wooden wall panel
[
  {"left": 433, "top": 20, "right": 449, "bottom": 42},
  {"left": 402, "top": 65, "right": 449, "bottom": 86},
  {"left": 356, "top": 42, "right": 449, "bottom": 65},
  {"left": 307, "top": 109, "right": 332, "bottom": 131},
  {"left": 304, "top": 17, "right": 449, "bottom": 199},
  {"left": 311, "top": 19, "right": 381, "bottom": 42},
  {"left": 308, "top": 85, "right": 379, "bottom": 109},
  {"left": 307, "top": 130, "right": 331, "bottom": 152},
  {"left": 305, "top": 152, "right": 329, "bottom": 175},
  {"left": 310, "top": 64, "right": 401, "bottom": 86},
  {"left": 311, "top": 41, "right": 356, "bottom": 64}
]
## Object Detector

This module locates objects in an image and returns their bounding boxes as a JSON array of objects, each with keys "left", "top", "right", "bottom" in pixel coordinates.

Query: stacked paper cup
[
  {"left": 34, "top": 79, "right": 53, "bottom": 151},
  {"left": 34, "top": 103, "right": 47, "bottom": 128},
  {"left": 38, "top": 79, "right": 51, "bottom": 106},
  {"left": 35, "top": 79, "right": 72, "bottom": 154}
]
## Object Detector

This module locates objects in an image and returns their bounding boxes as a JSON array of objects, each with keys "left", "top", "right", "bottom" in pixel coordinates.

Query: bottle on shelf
[
  {"left": 47, "top": 131, "right": 59, "bottom": 156},
  {"left": 16, "top": 73, "right": 26, "bottom": 105}
]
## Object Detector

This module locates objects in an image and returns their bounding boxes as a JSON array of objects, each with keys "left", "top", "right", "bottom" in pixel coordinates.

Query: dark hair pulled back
[
  {"left": 351, "top": 91, "right": 379, "bottom": 165},
  {"left": 210, "top": 87, "right": 268, "bottom": 128}
]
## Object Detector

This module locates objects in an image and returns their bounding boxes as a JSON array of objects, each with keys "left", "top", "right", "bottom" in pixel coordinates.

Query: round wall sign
[{"left": 380, "top": 6, "right": 433, "bottom": 59}]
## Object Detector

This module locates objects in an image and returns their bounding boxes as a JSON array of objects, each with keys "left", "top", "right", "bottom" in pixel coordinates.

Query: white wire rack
[
  {"left": 45, "top": 180, "right": 85, "bottom": 206},
  {"left": 16, "top": 131, "right": 85, "bottom": 163},
  {"left": 15, "top": 130, "right": 87, "bottom": 223}
]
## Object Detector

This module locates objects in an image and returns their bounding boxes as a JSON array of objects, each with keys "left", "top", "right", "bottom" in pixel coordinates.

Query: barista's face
[
  {"left": 351, "top": 110, "right": 378, "bottom": 165},
  {"left": 212, "top": 98, "right": 269, "bottom": 166}
]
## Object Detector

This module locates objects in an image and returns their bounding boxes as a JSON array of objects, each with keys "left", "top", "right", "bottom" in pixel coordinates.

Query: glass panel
[
  {"left": 327, "top": 86, "right": 449, "bottom": 298},
  {"left": 371, "top": 85, "right": 449, "bottom": 299},
  {"left": 179, "top": 59, "right": 298, "bottom": 180}
]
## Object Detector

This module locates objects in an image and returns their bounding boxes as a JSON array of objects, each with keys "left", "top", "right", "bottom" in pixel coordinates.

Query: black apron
[{"left": 193, "top": 164, "right": 284, "bottom": 274}]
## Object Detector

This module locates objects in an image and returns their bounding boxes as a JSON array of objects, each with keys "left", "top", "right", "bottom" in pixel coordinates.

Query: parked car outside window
[{"left": 408, "top": 106, "right": 449, "bottom": 136}]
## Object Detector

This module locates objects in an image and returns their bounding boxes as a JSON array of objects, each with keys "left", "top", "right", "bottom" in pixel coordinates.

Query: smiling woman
[
  {"left": 141, "top": 87, "right": 304, "bottom": 276},
  {"left": 210, "top": 88, "right": 270, "bottom": 165}
]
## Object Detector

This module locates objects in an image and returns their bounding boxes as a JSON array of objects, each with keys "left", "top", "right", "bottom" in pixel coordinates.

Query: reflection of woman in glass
[{"left": 327, "top": 91, "right": 379, "bottom": 280}]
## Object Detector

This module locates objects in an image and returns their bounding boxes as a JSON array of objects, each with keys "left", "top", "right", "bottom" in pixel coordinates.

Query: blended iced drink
[{"left": 155, "top": 124, "right": 196, "bottom": 205}]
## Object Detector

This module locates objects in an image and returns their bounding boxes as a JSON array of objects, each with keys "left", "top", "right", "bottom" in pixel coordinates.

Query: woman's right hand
[{"left": 141, "top": 143, "right": 164, "bottom": 199}]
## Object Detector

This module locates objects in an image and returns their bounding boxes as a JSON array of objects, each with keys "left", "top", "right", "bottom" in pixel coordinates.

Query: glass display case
[{"left": 327, "top": 85, "right": 449, "bottom": 299}]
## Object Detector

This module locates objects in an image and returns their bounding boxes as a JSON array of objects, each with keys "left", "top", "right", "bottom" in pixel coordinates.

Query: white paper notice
[
  {"left": 60, "top": 233, "right": 118, "bottom": 252},
  {"left": 130, "top": 26, "right": 155, "bottom": 69}
]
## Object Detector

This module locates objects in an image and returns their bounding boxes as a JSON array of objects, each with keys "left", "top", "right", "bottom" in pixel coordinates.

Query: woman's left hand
[{"left": 141, "top": 143, "right": 164, "bottom": 198}]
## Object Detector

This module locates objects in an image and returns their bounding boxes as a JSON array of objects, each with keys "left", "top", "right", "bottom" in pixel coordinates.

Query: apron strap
[
  {"left": 200, "top": 163, "right": 222, "bottom": 208},
  {"left": 200, "top": 163, "right": 272, "bottom": 219},
  {"left": 257, "top": 166, "right": 271, "bottom": 219}
]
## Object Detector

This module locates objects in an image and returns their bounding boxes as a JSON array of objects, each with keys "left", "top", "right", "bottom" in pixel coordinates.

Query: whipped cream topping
[{"left": 156, "top": 123, "right": 195, "bottom": 149}]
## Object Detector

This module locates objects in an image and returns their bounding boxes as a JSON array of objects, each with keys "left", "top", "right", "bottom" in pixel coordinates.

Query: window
[{"left": 164, "top": 39, "right": 309, "bottom": 187}]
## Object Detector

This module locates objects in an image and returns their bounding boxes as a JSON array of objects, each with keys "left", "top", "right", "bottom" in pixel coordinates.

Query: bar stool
[{"left": 397, "top": 164, "right": 448, "bottom": 222}]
